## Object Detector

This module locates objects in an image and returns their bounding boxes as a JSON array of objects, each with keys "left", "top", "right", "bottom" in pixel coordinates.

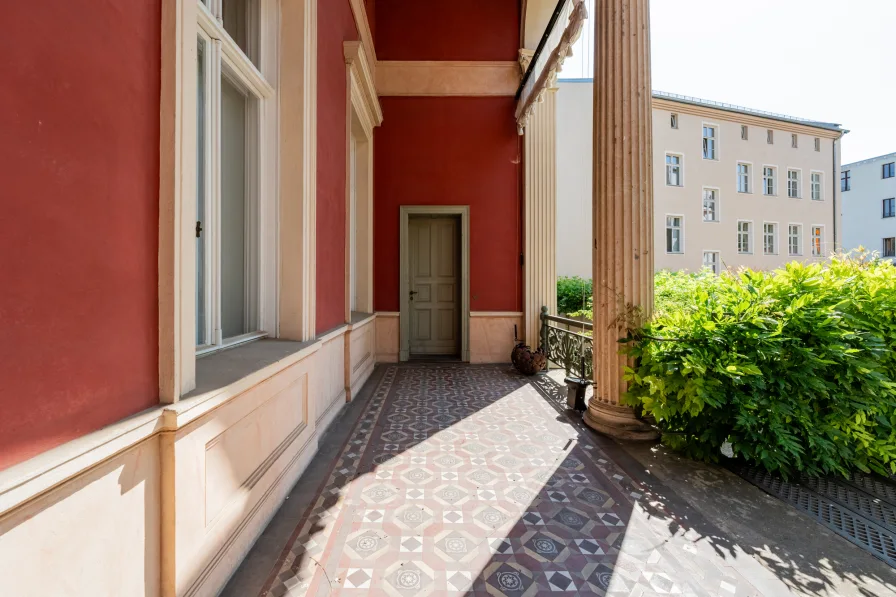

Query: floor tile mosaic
[{"left": 258, "top": 364, "right": 773, "bottom": 596}]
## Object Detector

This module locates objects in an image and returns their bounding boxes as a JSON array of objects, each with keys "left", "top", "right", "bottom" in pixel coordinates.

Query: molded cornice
[{"left": 377, "top": 61, "right": 520, "bottom": 97}]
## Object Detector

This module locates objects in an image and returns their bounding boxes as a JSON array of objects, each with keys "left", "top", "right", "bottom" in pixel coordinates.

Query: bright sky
[{"left": 561, "top": 0, "right": 896, "bottom": 165}]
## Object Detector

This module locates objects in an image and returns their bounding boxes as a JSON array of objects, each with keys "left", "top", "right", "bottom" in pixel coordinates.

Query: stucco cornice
[{"left": 376, "top": 61, "right": 520, "bottom": 97}]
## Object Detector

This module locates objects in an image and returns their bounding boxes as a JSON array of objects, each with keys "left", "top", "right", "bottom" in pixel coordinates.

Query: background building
[
  {"left": 557, "top": 80, "right": 845, "bottom": 277},
  {"left": 841, "top": 152, "right": 896, "bottom": 260}
]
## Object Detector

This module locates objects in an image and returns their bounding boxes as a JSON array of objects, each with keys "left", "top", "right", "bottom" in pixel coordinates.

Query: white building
[
  {"left": 556, "top": 81, "right": 846, "bottom": 277},
  {"left": 841, "top": 152, "right": 896, "bottom": 260}
]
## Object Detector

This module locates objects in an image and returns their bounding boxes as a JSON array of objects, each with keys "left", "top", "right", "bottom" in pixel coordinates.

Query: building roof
[
  {"left": 842, "top": 151, "right": 896, "bottom": 169},
  {"left": 652, "top": 90, "right": 845, "bottom": 133}
]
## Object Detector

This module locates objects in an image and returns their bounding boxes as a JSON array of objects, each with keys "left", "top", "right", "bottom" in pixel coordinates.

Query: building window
[
  {"left": 841, "top": 170, "right": 851, "bottom": 191},
  {"left": 884, "top": 162, "right": 895, "bottom": 179},
  {"left": 763, "top": 223, "right": 778, "bottom": 255},
  {"left": 788, "top": 224, "right": 802, "bottom": 256},
  {"left": 811, "top": 172, "right": 823, "bottom": 201},
  {"left": 763, "top": 166, "right": 776, "bottom": 196},
  {"left": 885, "top": 237, "right": 896, "bottom": 258},
  {"left": 741, "top": 125, "right": 748, "bottom": 140},
  {"left": 787, "top": 169, "right": 801, "bottom": 198},
  {"left": 703, "top": 125, "right": 717, "bottom": 160},
  {"left": 703, "top": 188, "right": 719, "bottom": 222},
  {"left": 791, "top": 133, "right": 798, "bottom": 148},
  {"left": 814, "top": 137, "right": 821, "bottom": 152},
  {"left": 737, "top": 221, "right": 752, "bottom": 254},
  {"left": 703, "top": 251, "right": 720, "bottom": 274},
  {"left": 811, "top": 226, "right": 824, "bottom": 256},
  {"left": 767, "top": 129, "right": 774, "bottom": 144},
  {"left": 666, "top": 154, "right": 682, "bottom": 186},
  {"left": 195, "top": 0, "right": 277, "bottom": 354},
  {"left": 666, "top": 216, "right": 684, "bottom": 253},
  {"left": 737, "top": 163, "right": 751, "bottom": 193},
  {"left": 671, "top": 113, "right": 678, "bottom": 129},
  {"left": 883, "top": 198, "right": 895, "bottom": 218}
]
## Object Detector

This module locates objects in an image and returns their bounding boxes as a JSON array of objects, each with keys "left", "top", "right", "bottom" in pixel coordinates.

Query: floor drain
[{"left": 733, "top": 464, "right": 896, "bottom": 568}]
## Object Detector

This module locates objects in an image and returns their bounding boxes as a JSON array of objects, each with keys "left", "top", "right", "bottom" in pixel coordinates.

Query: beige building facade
[{"left": 557, "top": 81, "right": 846, "bottom": 276}]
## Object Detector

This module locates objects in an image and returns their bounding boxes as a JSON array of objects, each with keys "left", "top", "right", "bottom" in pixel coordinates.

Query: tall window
[
  {"left": 883, "top": 198, "right": 895, "bottom": 218},
  {"left": 666, "top": 216, "right": 683, "bottom": 253},
  {"left": 737, "top": 221, "right": 752, "bottom": 254},
  {"left": 703, "top": 251, "right": 720, "bottom": 274},
  {"left": 841, "top": 170, "right": 851, "bottom": 191},
  {"left": 811, "top": 172, "right": 823, "bottom": 201},
  {"left": 737, "top": 163, "right": 751, "bottom": 193},
  {"left": 763, "top": 223, "right": 778, "bottom": 255},
  {"left": 884, "top": 162, "right": 895, "bottom": 179},
  {"left": 671, "top": 113, "right": 678, "bottom": 129},
  {"left": 767, "top": 129, "right": 774, "bottom": 144},
  {"left": 703, "top": 188, "right": 719, "bottom": 222},
  {"left": 741, "top": 125, "right": 748, "bottom": 140},
  {"left": 703, "top": 125, "right": 717, "bottom": 160},
  {"left": 791, "top": 134, "right": 798, "bottom": 148},
  {"left": 788, "top": 224, "right": 802, "bottom": 256},
  {"left": 666, "top": 154, "right": 682, "bottom": 186},
  {"left": 195, "top": 0, "right": 276, "bottom": 353},
  {"left": 885, "top": 237, "right": 896, "bottom": 258},
  {"left": 811, "top": 226, "right": 824, "bottom": 256},
  {"left": 787, "top": 169, "right": 801, "bottom": 198},
  {"left": 763, "top": 167, "right": 776, "bottom": 196},
  {"left": 814, "top": 137, "right": 821, "bottom": 152}
]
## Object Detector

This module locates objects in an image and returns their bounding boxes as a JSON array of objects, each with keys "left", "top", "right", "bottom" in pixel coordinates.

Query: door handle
[{"left": 409, "top": 290, "right": 418, "bottom": 301}]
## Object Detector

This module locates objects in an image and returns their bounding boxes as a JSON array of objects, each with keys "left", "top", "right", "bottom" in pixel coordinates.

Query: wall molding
[
  {"left": 377, "top": 61, "right": 520, "bottom": 97},
  {"left": 470, "top": 311, "right": 524, "bottom": 317},
  {"left": 348, "top": 0, "right": 377, "bottom": 66}
]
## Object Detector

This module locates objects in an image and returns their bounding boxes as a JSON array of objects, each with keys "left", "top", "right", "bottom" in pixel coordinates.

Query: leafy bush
[
  {"left": 622, "top": 256, "right": 896, "bottom": 479},
  {"left": 557, "top": 276, "right": 592, "bottom": 315}
]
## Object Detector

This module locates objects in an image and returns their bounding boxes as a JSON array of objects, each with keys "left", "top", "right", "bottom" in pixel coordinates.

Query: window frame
[
  {"left": 791, "top": 133, "right": 798, "bottom": 149},
  {"left": 763, "top": 222, "right": 778, "bottom": 255},
  {"left": 665, "top": 214, "right": 685, "bottom": 254},
  {"left": 665, "top": 152, "right": 684, "bottom": 187},
  {"left": 702, "top": 122, "right": 719, "bottom": 160},
  {"left": 767, "top": 129, "right": 774, "bottom": 145},
  {"left": 787, "top": 168, "right": 802, "bottom": 199},
  {"left": 814, "top": 137, "right": 821, "bottom": 152},
  {"left": 810, "top": 225, "right": 824, "bottom": 257},
  {"left": 788, "top": 223, "right": 803, "bottom": 256},
  {"left": 736, "top": 161, "right": 752, "bottom": 194},
  {"left": 702, "top": 186, "right": 720, "bottom": 222},
  {"left": 884, "top": 237, "right": 896, "bottom": 258},
  {"left": 762, "top": 165, "right": 777, "bottom": 196},
  {"left": 702, "top": 250, "right": 721, "bottom": 275},
  {"left": 883, "top": 198, "right": 895, "bottom": 219},
  {"left": 810, "top": 171, "right": 824, "bottom": 201},
  {"left": 737, "top": 220, "right": 753, "bottom": 254},
  {"left": 670, "top": 113, "right": 678, "bottom": 129},
  {"left": 884, "top": 162, "right": 896, "bottom": 179},
  {"left": 841, "top": 169, "right": 851, "bottom": 192},
  {"left": 741, "top": 125, "right": 748, "bottom": 141}
]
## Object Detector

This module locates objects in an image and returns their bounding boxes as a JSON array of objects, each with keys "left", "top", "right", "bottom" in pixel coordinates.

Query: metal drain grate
[
  {"left": 735, "top": 464, "right": 896, "bottom": 568},
  {"left": 846, "top": 471, "right": 896, "bottom": 506},
  {"left": 799, "top": 474, "right": 896, "bottom": 529}
]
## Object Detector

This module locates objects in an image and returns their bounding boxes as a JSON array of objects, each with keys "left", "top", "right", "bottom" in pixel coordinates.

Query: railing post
[{"left": 540, "top": 306, "right": 549, "bottom": 353}]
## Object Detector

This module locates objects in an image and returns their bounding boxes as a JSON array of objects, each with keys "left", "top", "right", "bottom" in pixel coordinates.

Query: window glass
[
  {"left": 703, "top": 189, "right": 718, "bottom": 222},
  {"left": 883, "top": 198, "right": 895, "bottom": 218},
  {"left": 196, "top": 38, "right": 208, "bottom": 346}
]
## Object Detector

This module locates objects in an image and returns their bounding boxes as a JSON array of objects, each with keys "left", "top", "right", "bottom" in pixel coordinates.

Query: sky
[{"left": 561, "top": 0, "right": 896, "bottom": 165}]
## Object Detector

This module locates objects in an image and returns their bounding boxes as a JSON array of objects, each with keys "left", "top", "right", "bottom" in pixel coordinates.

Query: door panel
[{"left": 409, "top": 217, "right": 459, "bottom": 355}]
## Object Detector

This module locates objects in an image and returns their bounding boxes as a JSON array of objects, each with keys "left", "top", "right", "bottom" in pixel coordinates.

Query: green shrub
[
  {"left": 557, "top": 276, "right": 592, "bottom": 315},
  {"left": 622, "top": 256, "right": 896, "bottom": 479}
]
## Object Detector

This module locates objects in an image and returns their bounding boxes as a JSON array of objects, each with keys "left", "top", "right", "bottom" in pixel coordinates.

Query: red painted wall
[
  {"left": 376, "top": 0, "right": 520, "bottom": 61},
  {"left": 0, "top": 1, "right": 161, "bottom": 469},
  {"left": 316, "top": 0, "right": 359, "bottom": 334},
  {"left": 365, "top": 0, "right": 376, "bottom": 43},
  {"left": 374, "top": 97, "right": 522, "bottom": 313}
]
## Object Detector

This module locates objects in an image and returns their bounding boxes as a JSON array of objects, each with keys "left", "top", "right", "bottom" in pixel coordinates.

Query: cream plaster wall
[
  {"left": 375, "top": 313, "right": 400, "bottom": 363},
  {"left": 470, "top": 313, "right": 523, "bottom": 363},
  {"left": 557, "top": 80, "right": 842, "bottom": 276}
]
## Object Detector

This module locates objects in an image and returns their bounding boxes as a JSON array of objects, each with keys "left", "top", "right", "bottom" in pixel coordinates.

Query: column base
[{"left": 583, "top": 398, "right": 659, "bottom": 441}]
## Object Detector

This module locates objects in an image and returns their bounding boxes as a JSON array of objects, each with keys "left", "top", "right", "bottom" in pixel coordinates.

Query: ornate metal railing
[{"left": 540, "top": 306, "right": 593, "bottom": 380}]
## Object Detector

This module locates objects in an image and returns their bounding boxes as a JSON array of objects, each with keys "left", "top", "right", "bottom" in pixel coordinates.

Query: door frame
[{"left": 399, "top": 205, "right": 470, "bottom": 362}]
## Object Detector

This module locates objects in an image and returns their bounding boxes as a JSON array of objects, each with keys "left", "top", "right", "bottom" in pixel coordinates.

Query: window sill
[
  {"left": 666, "top": 251, "right": 684, "bottom": 255},
  {"left": 703, "top": 219, "right": 720, "bottom": 224}
]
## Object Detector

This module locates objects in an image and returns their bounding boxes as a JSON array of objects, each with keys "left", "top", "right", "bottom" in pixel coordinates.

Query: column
[
  {"left": 583, "top": 0, "right": 658, "bottom": 439},
  {"left": 522, "top": 50, "right": 558, "bottom": 348}
]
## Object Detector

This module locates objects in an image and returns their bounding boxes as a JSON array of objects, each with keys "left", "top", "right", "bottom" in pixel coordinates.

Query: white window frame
[
  {"left": 702, "top": 187, "right": 720, "bottom": 222},
  {"left": 788, "top": 224, "right": 803, "bottom": 256},
  {"left": 665, "top": 214, "right": 685, "bottom": 254},
  {"left": 762, "top": 165, "right": 777, "bottom": 196},
  {"left": 702, "top": 123, "right": 718, "bottom": 160},
  {"left": 737, "top": 220, "right": 753, "bottom": 254},
  {"left": 763, "top": 222, "right": 778, "bottom": 255},
  {"left": 703, "top": 250, "right": 721, "bottom": 274},
  {"left": 810, "top": 171, "right": 824, "bottom": 201},
  {"left": 787, "top": 168, "right": 801, "bottom": 199},
  {"left": 736, "top": 162, "right": 752, "bottom": 194},
  {"left": 811, "top": 225, "right": 824, "bottom": 257},
  {"left": 665, "top": 153, "right": 683, "bottom": 187}
]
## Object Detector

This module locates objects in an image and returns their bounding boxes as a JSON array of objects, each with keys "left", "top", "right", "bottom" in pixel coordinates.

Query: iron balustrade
[{"left": 540, "top": 306, "right": 593, "bottom": 381}]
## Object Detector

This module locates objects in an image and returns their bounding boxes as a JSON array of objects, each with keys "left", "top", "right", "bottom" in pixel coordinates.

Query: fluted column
[
  {"left": 583, "top": 0, "right": 658, "bottom": 439},
  {"left": 522, "top": 77, "right": 558, "bottom": 348}
]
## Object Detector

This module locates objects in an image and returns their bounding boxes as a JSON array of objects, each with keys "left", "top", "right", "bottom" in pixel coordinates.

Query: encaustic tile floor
[{"left": 225, "top": 364, "right": 896, "bottom": 597}]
